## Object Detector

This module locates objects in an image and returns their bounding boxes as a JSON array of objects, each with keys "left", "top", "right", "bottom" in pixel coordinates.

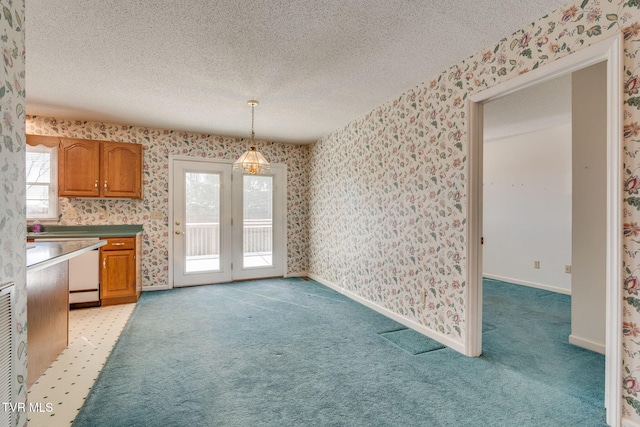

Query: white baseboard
[
  {"left": 623, "top": 417, "right": 640, "bottom": 427},
  {"left": 482, "top": 273, "right": 571, "bottom": 295},
  {"left": 142, "top": 285, "right": 171, "bottom": 291},
  {"left": 569, "top": 334, "right": 605, "bottom": 354},
  {"left": 308, "top": 273, "right": 466, "bottom": 354},
  {"left": 285, "top": 271, "right": 308, "bottom": 278}
]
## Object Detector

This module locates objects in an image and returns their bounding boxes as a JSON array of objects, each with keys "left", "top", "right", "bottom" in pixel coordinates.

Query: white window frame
[{"left": 25, "top": 144, "right": 58, "bottom": 221}]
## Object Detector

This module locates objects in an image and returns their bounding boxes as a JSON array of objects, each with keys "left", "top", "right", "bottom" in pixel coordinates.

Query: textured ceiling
[{"left": 26, "top": 0, "right": 570, "bottom": 143}]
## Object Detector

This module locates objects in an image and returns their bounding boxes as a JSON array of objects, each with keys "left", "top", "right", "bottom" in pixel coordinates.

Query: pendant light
[{"left": 233, "top": 100, "right": 271, "bottom": 175}]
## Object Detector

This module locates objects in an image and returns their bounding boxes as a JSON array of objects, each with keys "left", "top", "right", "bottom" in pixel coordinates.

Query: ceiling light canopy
[{"left": 233, "top": 100, "right": 271, "bottom": 175}]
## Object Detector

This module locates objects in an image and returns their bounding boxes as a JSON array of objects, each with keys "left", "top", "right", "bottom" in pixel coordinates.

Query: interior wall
[
  {"left": 482, "top": 123, "right": 572, "bottom": 293},
  {"left": 25, "top": 117, "right": 310, "bottom": 287},
  {"left": 0, "top": 2, "right": 28, "bottom": 426},
  {"left": 307, "top": 0, "right": 640, "bottom": 421},
  {"left": 570, "top": 61, "right": 607, "bottom": 353}
]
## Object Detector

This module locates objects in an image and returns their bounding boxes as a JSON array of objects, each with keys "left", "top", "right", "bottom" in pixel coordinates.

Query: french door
[{"left": 171, "top": 158, "right": 286, "bottom": 287}]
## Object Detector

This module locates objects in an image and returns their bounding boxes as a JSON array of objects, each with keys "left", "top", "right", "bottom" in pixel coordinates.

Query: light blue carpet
[
  {"left": 72, "top": 277, "right": 606, "bottom": 426},
  {"left": 379, "top": 328, "right": 445, "bottom": 354}
]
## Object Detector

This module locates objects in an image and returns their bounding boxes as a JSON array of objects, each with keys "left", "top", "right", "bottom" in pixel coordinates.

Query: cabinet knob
[
  {"left": 95, "top": 180, "right": 98, "bottom": 189},
  {"left": 104, "top": 180, "right": 108, "bottom": 191}
]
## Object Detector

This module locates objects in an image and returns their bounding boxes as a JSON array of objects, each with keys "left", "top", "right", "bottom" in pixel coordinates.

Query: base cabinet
[{"left": 100, "top": 235, "right": 141, "bottom": 305}]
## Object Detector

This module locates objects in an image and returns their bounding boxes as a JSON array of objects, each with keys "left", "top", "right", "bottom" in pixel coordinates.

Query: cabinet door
[
  {"left": 100, "top": 249, "right": 136, "bottom": 301},
  {"left": 58, "top": 138, "right": 100, "bottom": 197},
  {"left": 101, "top": 142, "right": 143, "bottom": 198}
]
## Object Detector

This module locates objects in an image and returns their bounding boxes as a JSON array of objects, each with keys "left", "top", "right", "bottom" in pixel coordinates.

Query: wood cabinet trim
[{"left": 26, "top": 134, "right": 59, "bottom": 148}]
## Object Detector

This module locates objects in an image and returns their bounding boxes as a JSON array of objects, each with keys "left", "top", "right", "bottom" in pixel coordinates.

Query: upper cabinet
[
  {"left": 101, "top": 141, "right": 143, "bottom": 198},
  {"left": 57, "top": 138, "right": 143, "bottom": 198},
  {"left": 58, "top": 138, "right": 101, "bottom": 197}
]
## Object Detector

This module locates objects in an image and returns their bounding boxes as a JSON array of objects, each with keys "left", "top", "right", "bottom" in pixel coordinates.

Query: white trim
[
  {"left": 141, "top": 284, "right": 171, "bottom": 291},
  {"left": 231, "top": 164, "right": 287, "bottom": 280},
  {"left": 569, "top": 334, "right": 606, "bottom": 355},
  {"left": 466, "top": 99, "right": 484, "bottom": 357},
  {"left": 168, "top": 155, "right": 175, "bottom": 288},
  {"left": 622, "top": 417, "right": 640, "bottom": 427},
  {"left": 25, "top": 144, "right": 59, "bottom": 221},
  {"left": 467, "top": 34, "right": 622, "bottom": 427},
  {"left": 169, "top": 155, "right": 235, "bottom": 288},
  {"left": 285, "top": 271, "right": 308, "bottom": 278},
  {"left": 605, "top": 34, "right": 624, "bottom": 427},
  {"left": 482, "top": 274, "right": 571, "bottom": 295},
  {"left": 171, "top": 155, "right": 235, "bottom": 164},
  {"left": 308, "top": 273, "right": 466, "bottom": 354}
]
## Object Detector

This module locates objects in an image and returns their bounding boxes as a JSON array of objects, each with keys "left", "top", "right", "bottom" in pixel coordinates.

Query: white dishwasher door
[{"left": 69, "top": 248, "right": 100, "bottom": 304}]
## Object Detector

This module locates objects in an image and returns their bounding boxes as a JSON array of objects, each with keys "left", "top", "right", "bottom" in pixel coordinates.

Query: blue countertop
[
  {"left": 27, "top": 224, "right": 143, "bottom": 240},
  {"left": 26, "top": 240, "right": 107, "bottom": 272}
]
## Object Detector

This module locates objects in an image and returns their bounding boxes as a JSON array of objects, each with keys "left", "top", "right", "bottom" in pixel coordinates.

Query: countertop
[
  {"left": 26, "top": 240, "right": 107, "bottom": 273},
  {"left": 27, "top": 224, "right": 143, "bottom": 239}
]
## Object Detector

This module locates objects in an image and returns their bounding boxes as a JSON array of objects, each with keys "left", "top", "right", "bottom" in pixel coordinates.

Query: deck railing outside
[{"left": 185, "top": 220, "right": 272, "bottom": 257}]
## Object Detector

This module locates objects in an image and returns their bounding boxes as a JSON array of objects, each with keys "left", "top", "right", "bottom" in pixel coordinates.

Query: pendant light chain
[{"left": 251, "top": 102, "right": 255, "bottom": 142}]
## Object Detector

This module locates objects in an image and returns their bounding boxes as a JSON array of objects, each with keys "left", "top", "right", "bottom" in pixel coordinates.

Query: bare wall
[{"left": 483, "top": 123, "right": 572, "bottom": 293}]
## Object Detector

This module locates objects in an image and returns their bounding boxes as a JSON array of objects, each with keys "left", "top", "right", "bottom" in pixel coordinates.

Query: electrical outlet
[
  {"left": 150, "top": 211, "right": 163, "bottom": 219},
  {"left": 534, "top": 261, "right": 540, "bottom": 269},
  {"left": 419, "top": 290, "right": 427, "bottom": 304},
  {"left": 565, "top": 265, "right": 572, "bottom": 274}
]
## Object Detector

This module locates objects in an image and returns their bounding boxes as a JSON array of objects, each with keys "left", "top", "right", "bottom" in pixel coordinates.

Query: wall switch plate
[
  {"left": 150, "top": 211, "right": 163, "bottom": 219},
  {"left": 534, "top": 261, "right": 541, "bottom": 269},
  {"left": 565, "top": 265, "right": 572, "bottom": 274},
  {"left": 419, "top": 290, "right": 427, "bottom": 304}
]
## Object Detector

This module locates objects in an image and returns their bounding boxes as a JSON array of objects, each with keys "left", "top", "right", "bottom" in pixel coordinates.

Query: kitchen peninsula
[
  {"left": 27, "top": 225, "right": 144, "bottom": 306},
  {"left": 26, "top": 240, "right": 106, "bottom": 387}
]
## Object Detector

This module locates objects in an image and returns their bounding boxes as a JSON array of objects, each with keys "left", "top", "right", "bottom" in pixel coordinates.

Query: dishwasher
[{"left": 36, "top": 237, "right": 101, "bottom": 308}]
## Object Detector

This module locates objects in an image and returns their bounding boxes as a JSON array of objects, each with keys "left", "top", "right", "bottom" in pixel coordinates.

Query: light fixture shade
[
  {"left": 233, "top": 100, "right": 271, "bottom": 175},
  {"left": 233, "top": 146, "right": 271, "bottom": 175}
]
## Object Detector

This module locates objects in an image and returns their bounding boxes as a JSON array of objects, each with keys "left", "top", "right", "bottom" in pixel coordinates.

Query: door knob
[
  {"left": 175, "top": 221, "right": 181, "bottom": 225},
  {"left": 175, "top": 230, "right": 182, "bottom": 235}
]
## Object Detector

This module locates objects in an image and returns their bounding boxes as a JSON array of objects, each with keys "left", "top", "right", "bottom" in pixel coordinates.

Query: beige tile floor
[{"left": 27, "top": 303, "right": 135, "bottom": 426}]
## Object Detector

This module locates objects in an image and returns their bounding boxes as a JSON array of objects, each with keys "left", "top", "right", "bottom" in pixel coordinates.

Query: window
[{"left": 26, "top": 144, "right": 58, "bottom": 220}]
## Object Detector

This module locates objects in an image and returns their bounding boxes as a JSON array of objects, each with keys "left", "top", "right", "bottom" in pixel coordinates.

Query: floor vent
[{"left": 0, "top": 282, "right": 15, "bottom": 427}]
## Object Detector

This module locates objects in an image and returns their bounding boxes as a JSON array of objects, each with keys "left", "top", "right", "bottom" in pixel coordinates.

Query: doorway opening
[
  {"left": 169, "top": 157, "right": 287, "bottom": 287},
  {"left": 466, "top": 34, "right": 622, "bottom": 426}
]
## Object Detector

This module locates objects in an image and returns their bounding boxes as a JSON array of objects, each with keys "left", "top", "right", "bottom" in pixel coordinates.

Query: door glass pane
[
  {"left": 185, "top": 172, "right": 220, "bottom": 273},
  {"left": 243, "top": 175, "right": 273, "bottom": 268}
]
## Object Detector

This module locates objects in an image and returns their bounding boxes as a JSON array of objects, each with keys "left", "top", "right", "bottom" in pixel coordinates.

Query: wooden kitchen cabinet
[
  {"left": 101, "top": 141, "right": 143, "bottom": 198},
  {"left": 58, "top": 137, "right": 143, "bottom": 198},
  {"left": 58, "top": 138, "right": 101, "bottom": 197},
  {"left": 100, "top": 235, "right": 141, "bottom": 305}
]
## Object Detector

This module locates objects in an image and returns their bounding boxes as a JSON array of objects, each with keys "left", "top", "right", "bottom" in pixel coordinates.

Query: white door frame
[
  {"left": 231, "top": 166, "right": 287, "bottom": 280},
  {"left": 168, "top": 155, "right": 287, "bottom": 287},
  {"left": 466, "top": 34, "right": 622, "bottom": 426},
  {"left": 171, "top": 159, "right": 233, "bottom": 286}
]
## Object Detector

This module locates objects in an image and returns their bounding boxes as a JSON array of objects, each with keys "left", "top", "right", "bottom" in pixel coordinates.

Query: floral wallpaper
[
  {"left": 307, "top": 0, "right": 640, "bottom": 422},
  {"left": 0, "top": 0, "right": 27, "bottom": 426},
  {"left": 25, "top": 117, "right": 310, "bottom": 288}
]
